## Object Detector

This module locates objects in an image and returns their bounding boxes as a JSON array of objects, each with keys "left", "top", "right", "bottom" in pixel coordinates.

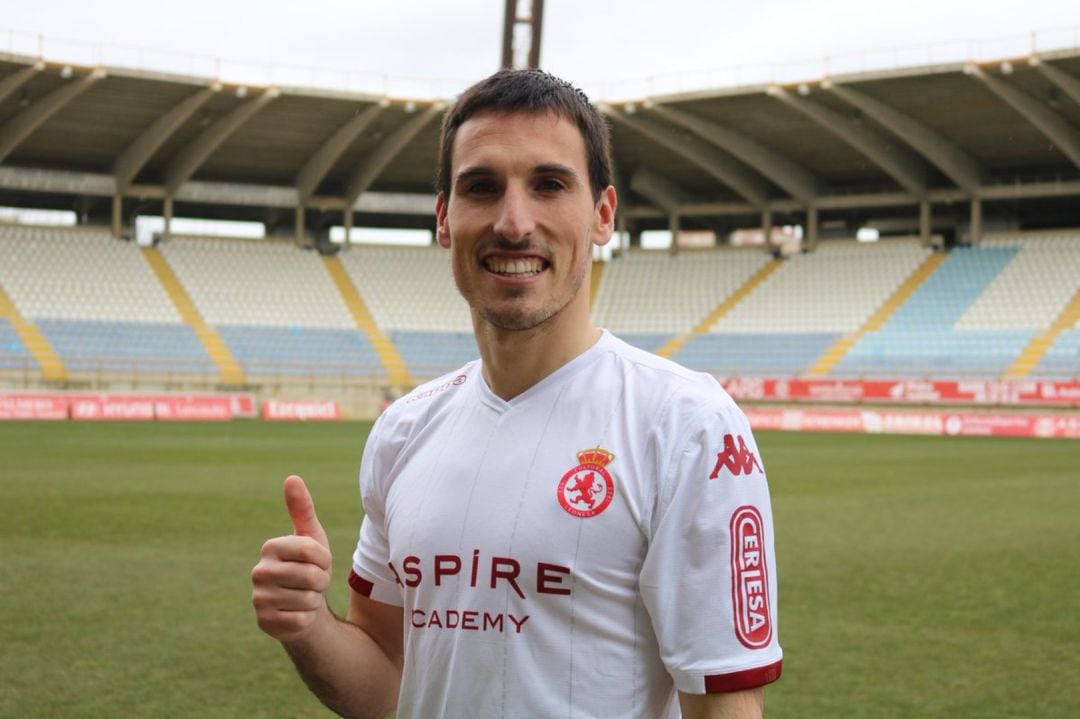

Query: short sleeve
[
  {"left": 349, "top": 414, "right": 406, "bottom": 607},
  {"left": 638, "top": 400, "right": 782, "bottom": 693}
]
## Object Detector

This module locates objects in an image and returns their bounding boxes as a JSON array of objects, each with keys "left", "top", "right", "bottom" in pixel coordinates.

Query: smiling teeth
[{"left": 487, "top": 258, "right": 544, "bottom": 276}]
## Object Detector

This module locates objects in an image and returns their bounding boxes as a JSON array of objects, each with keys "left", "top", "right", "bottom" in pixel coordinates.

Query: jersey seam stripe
[{"left": 501, "top": 376, "right": 575, "bottom": 716}]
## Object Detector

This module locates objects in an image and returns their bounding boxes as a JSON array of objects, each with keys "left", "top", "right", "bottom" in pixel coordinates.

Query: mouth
[{"left": 483, "top": 255, "right": 549, "bottom": 279}]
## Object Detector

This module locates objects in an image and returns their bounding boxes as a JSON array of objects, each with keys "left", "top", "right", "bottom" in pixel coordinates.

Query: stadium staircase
[
  {"left": 321, "top": 256, "right": 413, "bottom": 389},
  {"left": 807, "top": 251, "right": 948, "bottom": 376},
  {"left": 1004, "top": 287, "right": 1080, "bottom": 378},
  {"left": 655, "top": 258, "right": 782, "bottom": 359},
  {"left": 0, "top": 283, "right": 67, "bottom": 381},
  {"left": 141, "top": 248, "right": 246, "bottom": 385},
  {"left": 590, "top": 261, "right": 604, "bottom": 310}
]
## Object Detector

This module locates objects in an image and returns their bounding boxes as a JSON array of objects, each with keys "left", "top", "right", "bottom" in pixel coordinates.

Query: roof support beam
[
  {"left": 0, "top": 68, "right": 106, "bottom": 164},
  {"left": 0, "top": 62, "right": 44, "bottom": 105},
  {"left": 343, "top": 104, "right": 442, "bottom": 206},
  {"left": 1029, "top": 57, "right": 1080, "bottom": 111},
  {"left": 767, "top": 86, "right": 929, "bottom": 197},
  {"left": 629, "top": 168, "right": 687, "bottom": 213},
  {"left": 823, "top": 82, "right": 984, "bottom": 194},
  {"left": 163, "top": 88, "right": 279, "bottom": 196},
  {"left": 607, "top": 110, "right": 770, "bottom": 207},
  {"left": 296, "top": 104, "right": 385, "bottom": 201},
  {"left": 113, "top": 86, "right": 217, "bottom": 193},
  {"left": 966, "top": 64, "right": 1080, "bottom": 169},
  {"left": 610, "top": 110, "right": 771, "bottom": 207},
  {"left": 6, "top": 164, "right": 1080, "bottom": 218},
  {"left": 609, "top": 153, "right": 629, "bottom": 208},
  {"left": 647, "top": 104, "right": 822, "bottom": 203}
]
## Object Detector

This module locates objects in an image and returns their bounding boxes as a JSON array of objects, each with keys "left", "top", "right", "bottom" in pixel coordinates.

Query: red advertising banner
[
  {"left": 227, "top": 394, "right": 257, "bottom": 418},
  {"left": 262, "top": 399, "right": 341, "bottom": 421},
  {"left": 70, "top": 394, "right": 156, "bottom": 421},
  {"left": 0, "top": 393, "right": 69, "bottom": 420},
  {"left": 744, "top": 407, "right": 1080, "bottom": 439},
  {"left": 719, "top": 378, "right": 1080, "bottom": 407},
  {"left": 153, "top": 395, "right": 233, "bottom": 421},
  {"left": 1, "top": 391, "right": 256, "bottom": 421}
]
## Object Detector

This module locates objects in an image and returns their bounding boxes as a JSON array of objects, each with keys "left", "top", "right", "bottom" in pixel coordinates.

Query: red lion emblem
[
  {"left": 565, "top": 472, "right": 601, "bottom": 508},
  {"left": 557, "top": 448, "right": 615, "bottom": 518}
]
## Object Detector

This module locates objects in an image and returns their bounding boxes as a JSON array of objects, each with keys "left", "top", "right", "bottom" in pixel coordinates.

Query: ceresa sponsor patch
[{"left": 730, "top": 505, "right": 772, "bottom": 649}]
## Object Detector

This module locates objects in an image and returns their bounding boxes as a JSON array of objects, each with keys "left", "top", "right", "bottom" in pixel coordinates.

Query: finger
[
  {"left": 253, "top": 586, "right": 327, "bottom": 612},
  {"left": 252, "top": 555, "right": 332, "bottom": 592},
  {"left": 260, "top": 535, "right": 332, "bottom": 570},
  {"left": 283, "top": 475, "right": 330, "bottom": 549},
  {"left": 253, "top": 605, "right": 323, "bottom": 642}
]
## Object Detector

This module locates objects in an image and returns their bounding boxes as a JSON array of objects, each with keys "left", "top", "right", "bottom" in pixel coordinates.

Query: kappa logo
[
  {"left": 557, "top": 447, "right": 616, "bottom": 518},
  {"left": 709, "top": 434, "right": 763, "bottom": 479},
  {"left": 404, "top": 374, "right": 467, "bottom": 404}
]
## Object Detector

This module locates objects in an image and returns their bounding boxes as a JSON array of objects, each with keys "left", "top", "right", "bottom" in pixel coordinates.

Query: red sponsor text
[{"left": 730, "top": 505, "right": 772, "bottom": 649}]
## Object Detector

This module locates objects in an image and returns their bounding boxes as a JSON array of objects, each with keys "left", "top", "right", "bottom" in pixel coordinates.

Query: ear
[
  {"left": 435, "top": 192, "right": 451, "bottom": 248},
  {"left": 591, "top": 185, "right": 618, "bottom": 247}
]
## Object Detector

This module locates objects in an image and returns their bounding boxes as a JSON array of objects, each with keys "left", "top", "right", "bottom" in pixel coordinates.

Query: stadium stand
[
  {"left": 1, "top": 223, "right": 1077, "bottom": 391},
  {"left": 667, "top": 241, "right": 931, "bottom": 375},
  {"left": 0, "top": 225, "right": 179, "bottom": 323},
  {"left": 837, "top": 245, "right": 1027, "bottom": 378},
  {"left": 0, "top": 224, "right": 213, "bottom": 376},
  {"left": 1038, "top": 328, "right": 1080, "bottom": 378},
  {"left": 336, "top": 245, "right": 477, "bottom": 378},
  {"left": 979, "top": 231, "right": 1080, "bottom": 378},
  {"left": 828, "top": 232, "right": 1080, "bottom": 379},
  {"left": 159, "top": 236, "right": 384, "bottom": 378},
  {"left": 963, "top": 234, "right": 1080, "bottom": 332},
  {"left": 592, "top": 248, "right": 772, "bottom": 353},
  {"left": 0, "top": 316, "right": 33, "bottom": 369}
]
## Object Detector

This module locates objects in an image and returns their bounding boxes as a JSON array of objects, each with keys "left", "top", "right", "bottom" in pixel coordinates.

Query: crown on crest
[{"left": 577, "top": 447, "right": 615, "bottom": 467}]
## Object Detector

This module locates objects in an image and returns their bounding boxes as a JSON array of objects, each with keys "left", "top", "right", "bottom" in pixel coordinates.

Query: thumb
[{"left": 284, "top": 475, "right": 329, "bottom": 548}]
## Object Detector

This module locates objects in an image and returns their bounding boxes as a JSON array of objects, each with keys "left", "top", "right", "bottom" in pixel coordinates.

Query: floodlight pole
[{"left": 501, "top": 0, "right": 545, "bottom": 69}]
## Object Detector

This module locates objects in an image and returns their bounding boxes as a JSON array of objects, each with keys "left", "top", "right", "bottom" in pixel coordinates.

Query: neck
[{"left": 474, "top": 301, "right": 601, "bottom": 401}]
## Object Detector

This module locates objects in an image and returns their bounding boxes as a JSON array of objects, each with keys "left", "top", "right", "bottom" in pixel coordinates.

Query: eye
[
  {"left": 536, "top": 177, "right": 567, "bottom": 192},
  {"left": 463, "top": 179, "right": 499, "bottom": 196}
]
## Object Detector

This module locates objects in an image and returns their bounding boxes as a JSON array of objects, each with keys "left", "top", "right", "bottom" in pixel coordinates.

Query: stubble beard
[{"left": 459, "top": 256, "right": 588, "bottom": 333}]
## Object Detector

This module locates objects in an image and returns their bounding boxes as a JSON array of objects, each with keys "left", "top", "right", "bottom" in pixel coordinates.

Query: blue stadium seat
[
  {"left": 389, "top": 330, "right": 479, "bottom": 377},
  {"left": 36, "top": 319, "right": 211, "bottom": 373},
  {"left": 674, "top": 332, "right": 842, "bottom": 375},
  {"left": 1035, "top": 329, "right": 1080, "bottom": 378},
  {"left": 837, "top": 247, "right": 1027, "bottom": 378},
  {"left": 0, "top": 317, "right": 37, "bottom": 370},
  {"left": 217, "top": 324, "right": 384, "bottom": 377}
]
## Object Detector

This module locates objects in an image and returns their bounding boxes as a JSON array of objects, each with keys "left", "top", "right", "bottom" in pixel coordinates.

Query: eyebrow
[
  {"left": 454, "top": 163, "right": 581, "bottom": 184},
  {"left": 532, "top": 163, "right": 579, "bottom": 180}
]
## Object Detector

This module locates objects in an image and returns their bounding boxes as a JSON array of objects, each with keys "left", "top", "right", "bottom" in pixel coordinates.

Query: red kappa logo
[
  {"left": 730, "top": 505, "right": 772, "bottom": 649},
  {"left": 557, "top": 448, "right": 616, "bottom": 518},
  {"left": 709, "top": 434, "right": 763, "bottom": 479}
]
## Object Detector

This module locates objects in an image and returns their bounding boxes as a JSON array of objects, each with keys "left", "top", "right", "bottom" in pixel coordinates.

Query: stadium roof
[{"left": 2, "top": 43, "right": 1080, "bottom": 240}]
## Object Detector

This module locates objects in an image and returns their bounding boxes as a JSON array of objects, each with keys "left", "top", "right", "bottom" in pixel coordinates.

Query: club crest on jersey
[{"left": 557, "top": 447, "right": 616, "bottom": 518}]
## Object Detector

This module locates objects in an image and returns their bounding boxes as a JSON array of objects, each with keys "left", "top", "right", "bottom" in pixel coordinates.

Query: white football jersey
[{"left": 351, "top": 331, "right": 781, "bottom": 718}]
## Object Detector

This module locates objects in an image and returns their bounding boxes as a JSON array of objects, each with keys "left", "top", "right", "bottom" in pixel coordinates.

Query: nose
[{"left": 493, "top": 184, "right": 536, "bottom": 242}]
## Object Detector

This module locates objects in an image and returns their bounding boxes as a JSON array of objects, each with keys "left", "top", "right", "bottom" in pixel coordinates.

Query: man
[{"left": 252, "top": 69, "right": 782, "bottom": 718}]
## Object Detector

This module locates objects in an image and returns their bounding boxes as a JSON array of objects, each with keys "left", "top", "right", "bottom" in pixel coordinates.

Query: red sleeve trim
[
  {"left": 347, "top": 569, "right": 375, "bottom": 597},
  {"left": 704, "top": 659, "right": 782, "bottom": 693}
]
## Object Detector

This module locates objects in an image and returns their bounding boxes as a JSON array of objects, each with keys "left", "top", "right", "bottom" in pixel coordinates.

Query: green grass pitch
[{"left": 1, "top": 421, "right": 1077, "bottom": 718}]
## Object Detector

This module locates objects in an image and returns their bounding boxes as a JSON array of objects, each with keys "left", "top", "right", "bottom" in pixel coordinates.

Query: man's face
[{"left": 436, "top": 110, "right": 615, "bottom": 333}]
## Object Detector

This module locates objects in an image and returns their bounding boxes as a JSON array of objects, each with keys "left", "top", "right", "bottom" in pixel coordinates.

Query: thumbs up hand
[
  {"left": 284, "top": 474, "right": 330, "bottom": 549},
  {"left": 252, "top": 476, "right": 334, "bottom": 643}
]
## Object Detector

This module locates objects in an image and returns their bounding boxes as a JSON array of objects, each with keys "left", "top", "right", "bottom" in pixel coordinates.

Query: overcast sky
[{"left": 3, "top": 1, "right": 1079, "bottom": 99}]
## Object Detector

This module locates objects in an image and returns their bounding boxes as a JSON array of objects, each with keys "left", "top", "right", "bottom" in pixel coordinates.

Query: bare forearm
[
  {"left": 282, "top": 606, "right": 401, "bottom": 719},
  {"left": 678, "top": 687, "right": 765, "bottom": 719}
]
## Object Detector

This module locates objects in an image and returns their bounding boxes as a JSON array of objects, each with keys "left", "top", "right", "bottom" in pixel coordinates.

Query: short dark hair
[{"left": 436, "top": 69, "right": 614, "bottom": 203}]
